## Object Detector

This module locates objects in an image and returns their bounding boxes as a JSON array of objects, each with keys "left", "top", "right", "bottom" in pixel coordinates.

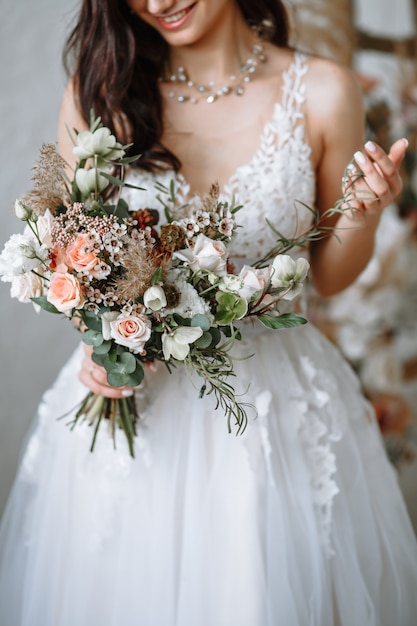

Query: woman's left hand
[{"left": 345, "top": 138, "right": 408, "bottom": 216}]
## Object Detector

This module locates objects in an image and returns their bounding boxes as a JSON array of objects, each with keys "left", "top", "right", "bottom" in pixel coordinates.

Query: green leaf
[
  {"left": 194, "top": 331, "right": 213, "bottom": 349},
  {"left": 81, "top": 312, "right": 102, "bottom": 332},
  {"left": 107, "top": 372, "right": 128, "bottom": 387},
  {"left": 258, "top": 313, "right": 308, "bottom": 330},
  {"left": 191, "top": 314, "right": 211, "bottom": 332},
  {"left": 82, "top": 329, "right": 104, "bottom": 347},
  {"left": 93, "top": 340, "right": 112, "bottom": 355},
  {"left": 100, "top": 171, "right": 144, "bottom": 190},
  {"left": 151, "top": 266, "right": 163, "bottom": 285},
  {"left": 91, "top": 353, "right": 106, "bottom": 367},
  {"left": 209, "top": 327, "right": 221, "bottom": 347},
  {"left": 31, "top": 296, "right": 61, "bottom": 314},
  {"left": 173, "top": 313, "right": 190, "bottom": 326},
  {"left": 107, "top": 363, "right": 144, "bottom": 388},
  {"left": 117, "top": 155, "right": 143, "bottom": 165}
]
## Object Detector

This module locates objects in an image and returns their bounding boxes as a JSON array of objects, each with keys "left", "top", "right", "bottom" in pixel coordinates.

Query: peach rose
[
  {"left": 66, "top": 235, "right": 100, "bottom": 275},
  {"left": 102, "top": 311, "right": 151, "bottom": 354},
  {"left": 47, "top": 267, "right": 84, "bottom": 314}
]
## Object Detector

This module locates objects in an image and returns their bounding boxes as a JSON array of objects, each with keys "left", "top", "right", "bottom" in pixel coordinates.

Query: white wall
[{"left": 0, "top": 0, "right": 80, "bottom": 515}]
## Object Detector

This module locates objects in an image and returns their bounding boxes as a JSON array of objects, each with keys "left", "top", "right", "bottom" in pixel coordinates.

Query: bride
[{"left": 1, "top": 1, "right": 417, "bottom": 624}]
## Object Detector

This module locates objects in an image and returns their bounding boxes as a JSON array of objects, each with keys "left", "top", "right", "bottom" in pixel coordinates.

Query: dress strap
[{"left": 281, "top": 52, "right": 309, "bottom": 131}]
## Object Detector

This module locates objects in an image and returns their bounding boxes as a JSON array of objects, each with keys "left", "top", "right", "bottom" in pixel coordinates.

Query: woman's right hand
[{"left": 78, "top": 345, "right": 135, "bottom": 399}]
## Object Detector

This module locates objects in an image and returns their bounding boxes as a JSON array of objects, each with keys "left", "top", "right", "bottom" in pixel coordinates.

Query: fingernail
[
  {"left": 354, "top": 151, "right": 366, "bottom": 165},
  {"left": 121, "top": 389, "right": 134, "bottom": 397},
  {"left": 402, "top": 137, "right": 409, "bottom": 148},
  {"left": 365, "top": 140, "right": 377, "bottom": 152}
]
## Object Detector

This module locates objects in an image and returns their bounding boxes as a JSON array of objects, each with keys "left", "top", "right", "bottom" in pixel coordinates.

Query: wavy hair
[{"left": 64, "top": 0, "right": 290, "bottom": 171}]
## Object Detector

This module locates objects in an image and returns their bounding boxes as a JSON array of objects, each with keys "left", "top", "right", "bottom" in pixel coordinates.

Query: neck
[{"left": 167, "top": 10, "right": 254, "bottom": 85}]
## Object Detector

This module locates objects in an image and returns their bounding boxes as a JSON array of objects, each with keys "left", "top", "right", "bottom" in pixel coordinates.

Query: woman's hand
[
  {"left": 345, "top": 138, "right": 408, "bottom": 216},
  {"left": 79, "top": 345, "right": 134, "bottom": 398}
]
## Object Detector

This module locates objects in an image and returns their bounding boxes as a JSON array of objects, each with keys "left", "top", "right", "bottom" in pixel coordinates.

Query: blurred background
[{"left": 0, "top": 0, "right": 416, "bottom": 529}]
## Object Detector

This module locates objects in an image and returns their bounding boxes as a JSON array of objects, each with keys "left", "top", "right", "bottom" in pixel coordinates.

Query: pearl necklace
[{"left": 161, "top": 42, "right": 267, "bottom": 104}]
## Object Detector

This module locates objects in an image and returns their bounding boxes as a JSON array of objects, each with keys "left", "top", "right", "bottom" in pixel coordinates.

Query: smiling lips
[{"left": 156, "top": 3, "right": 196, "bottom": 30}]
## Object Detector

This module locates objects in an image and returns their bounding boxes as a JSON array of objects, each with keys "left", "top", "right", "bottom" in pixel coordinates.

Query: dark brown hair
[{"left": 64, "top": 0, "right": 290, "bottom": 171}]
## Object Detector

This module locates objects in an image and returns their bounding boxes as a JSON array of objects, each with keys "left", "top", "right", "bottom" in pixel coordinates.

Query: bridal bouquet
[{"left": 0, "top": 114, "right": 353, "bottom": 456}]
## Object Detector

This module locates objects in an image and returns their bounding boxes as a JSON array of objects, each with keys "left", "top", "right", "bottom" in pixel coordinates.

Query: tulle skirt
[{"left": 0, "top": 323, "right": 417, "bottom": 626}]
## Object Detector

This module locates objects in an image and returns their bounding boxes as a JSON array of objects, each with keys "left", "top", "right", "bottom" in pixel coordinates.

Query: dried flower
[
  {"left": 21, "top": 143, "right": 67, "bottom": 216},
  {"left": 159, "top": 223, "right": 186, "bottom": 253},
  {"left": 115, "top": 242, "right": 161, "bottom": 301}
]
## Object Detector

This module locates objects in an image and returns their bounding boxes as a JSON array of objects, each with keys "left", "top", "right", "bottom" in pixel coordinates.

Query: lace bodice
[{"left": 123, "top": 53, "right": 315, "bottom": 264}]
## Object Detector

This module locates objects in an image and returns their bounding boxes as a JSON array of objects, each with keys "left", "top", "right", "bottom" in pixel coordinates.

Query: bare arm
[
  {"left": 307, "top": 60, "right": 406, "bottom": 297},
  {"left": 57, "top": 81, "right": 89, "bottom": 172}
]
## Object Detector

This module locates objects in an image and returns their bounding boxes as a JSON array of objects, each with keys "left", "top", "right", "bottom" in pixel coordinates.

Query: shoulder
[{"left": 303, "top": 54, "right": 364, "bottom": 124}]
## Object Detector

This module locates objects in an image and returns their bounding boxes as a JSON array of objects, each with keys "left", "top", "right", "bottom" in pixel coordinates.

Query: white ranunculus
[
  {"left": 162, "top": 326, "right": 203, "bottom": 361},
  {"left": 270, "top": 255, "right": 310, "bottom": 301},
  {"left": 218, "top": 274, "right": 243, "bottom": 293},
  {"left": 174, "top": 233, "right": 228, "bottom": 275},
  {"left": 237, "top": 265, "right": 271, "bottom": 300},
  {"left": 103, "top": 312, "right": 152, "bottom": 354},
  {"left": 10, "top": 271, "right": 44, "bottom": 309},
  {"left": 143, "top": 285, "right": 167, "bottom": 311},
  {"left": 75, "top": 168, "right": 109, "bottom": 196},
  {"left": 0, "top": 233, "right": 49, "bottom": 282},
  {"left": 72, "top": 127, "right": 125, "bottom": 161}
]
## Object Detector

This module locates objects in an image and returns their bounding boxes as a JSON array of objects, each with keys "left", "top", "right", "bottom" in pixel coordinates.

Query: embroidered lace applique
[
  {"left": 123, "top": 53, "right": 316, "bottom": 265},
  {"left": 295, "top": 356, "right": 342, "bottom": 557}
]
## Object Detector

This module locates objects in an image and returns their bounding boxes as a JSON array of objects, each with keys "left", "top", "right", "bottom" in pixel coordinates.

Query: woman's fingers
[
  {"left": 387, "top": 137, "right": 409, "bottom": 167},
  {"left": 79, "top": 345, "right": 134, "bottom": 399},
  {"left": 346, "top": 139, "right": 406, "bottom": 215}
]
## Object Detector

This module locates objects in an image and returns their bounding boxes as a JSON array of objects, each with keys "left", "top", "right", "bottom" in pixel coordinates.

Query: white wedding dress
[{"left": 1, "top": 54, "right": 417, "bottom": 626}]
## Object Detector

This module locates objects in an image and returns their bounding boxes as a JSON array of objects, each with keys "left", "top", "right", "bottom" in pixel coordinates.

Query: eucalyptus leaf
[
  {"left": 107, "top": 364, "right": 144, "bottom": 388},
  {"left": 191, "top": 314, "right": 211, "bottom": 332},
  {"left": 106, "top": 372, "right": 131, "bottom": 387},
  {"left": 209, "top": 327, "right": 221, "bottom": 347},
  {"left": 82, "top": 329, "right": 104, "bottom": 347},
  {"left": 173, "top": 313, "right": 190, "bottom": 326},
  {"left": 81, "top": 313, "right": 102, "bottom": 332},
  {"left": 194, "top": 331, "right": 213, "bottom": 349},
  {"left": 104, "top": 351, "right": 137, "bottom": 375},
  {"left": 93, "top": 340, "right": 112, "bottom": 355},
  {"left": 91, "top": 352, "right": 106, "bottom": 367}
]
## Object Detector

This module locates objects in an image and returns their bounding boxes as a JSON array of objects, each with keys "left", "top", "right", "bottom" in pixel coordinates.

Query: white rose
[
  {"left": 75, "top": 168, "right": 109, "bottom": 196},
  {"left": 10, "top": 271, "right": 44, "bottom": 309},
  {"left": 103, "top": 312, "right": 152, "bottom": 354},
  {"left": 238, "top": 265, "right": 271, "bottom": 300},
  {"left": 72, "top": 127, "right": 125, "bottom": 161},
  {"left": 143, "top": 285, "right": 167, "bottom": 311},
  {"left": 271, "top": 255, "right": 310, "bottom": 301},
  {"left": 14, "top": 199, "right": 31, "bottom": 221},
  {"left": 162, "top": 326, "right": 203, "bottom": 361},
  {"left": 174, "top": 234, "right": 228, "bottom": 275},
  {"left": 0, "top": 233, "right": 48, "bottom": 282},
  {"left": 36, "top": 209, "right": 55, "bottom": 247}
]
